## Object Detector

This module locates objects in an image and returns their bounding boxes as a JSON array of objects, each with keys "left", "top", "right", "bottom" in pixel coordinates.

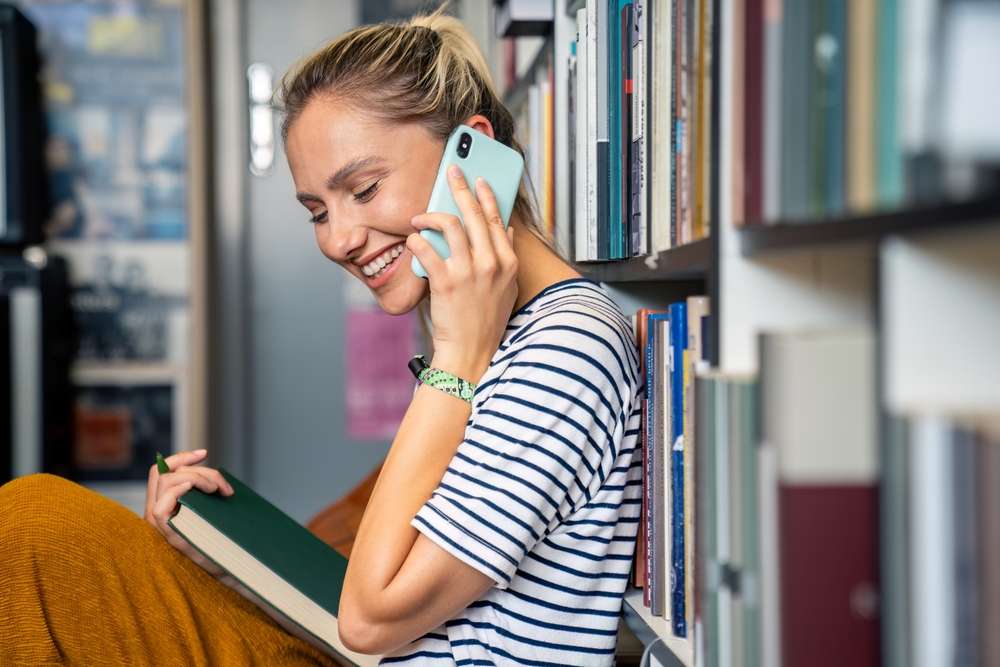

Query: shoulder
[
  {"left": 481, "top": 280, "right": 641, "bottom": 417},
  {"left": 504, "top": 280, "right": 639, "bottom": 385}
]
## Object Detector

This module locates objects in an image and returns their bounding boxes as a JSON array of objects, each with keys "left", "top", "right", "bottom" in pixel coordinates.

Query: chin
[{"left": 372, "top": 278, "right": 427, "bottom": 316}]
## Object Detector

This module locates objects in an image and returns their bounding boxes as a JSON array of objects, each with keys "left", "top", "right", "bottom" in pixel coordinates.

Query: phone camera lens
[{"left": 457, "top": 132, "right": 472, "bottom": 159}]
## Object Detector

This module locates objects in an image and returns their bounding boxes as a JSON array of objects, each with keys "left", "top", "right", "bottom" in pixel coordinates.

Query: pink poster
[{"left": 345, "top": 307, "right": 418, "bottom": 440}]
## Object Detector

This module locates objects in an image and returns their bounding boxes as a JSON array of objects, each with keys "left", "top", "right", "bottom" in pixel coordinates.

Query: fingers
[
  {"left": 444, "top": 164, "right": 492, "bottom": 256},
  {"left": 411, "top": 212, "right": 471, "bottom": 268},
  {"left": 164, "top": 448, "right": 207, "bottom": 471},
  {"left": 475, "top": 177, "right": 517, "bottom": 271},
  {"left": 152, "top": 479, "right": 192, "bottom": 536},
  {"left": 406, "top": 229, "right": 448, "bottom": 280},
  {"left": 146, "top": 449, "right": 206, "bottom": 522},
  {"left": 157, "top": 465, "right": 233, "bottom": 503}
]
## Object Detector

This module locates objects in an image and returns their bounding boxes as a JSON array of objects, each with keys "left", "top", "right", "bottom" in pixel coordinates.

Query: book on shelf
[
  {"left": 881, "top": 413, "right": 1000, "bottom": 667},
  {"left": 740, "top": 0, "right": 1000, "bottom": 227},
  {"left": 668, "top": 300, "right": 688, "bottom": 637},
  {"left": 630, "top": 296, "right": 710, "bottom": 641},
  {"left": 167, "top": 468, "right": 378, "bottom": 667},
  {"left": 514, "top": 0, "right": 712, "bottom": 263},
  {"left": 757, "top": 329, "right": 879, "bottom": 667}
]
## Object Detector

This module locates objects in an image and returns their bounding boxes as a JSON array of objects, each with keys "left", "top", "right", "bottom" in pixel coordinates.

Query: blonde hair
[{"left": 277, "top": 4, "right": 559, "bottom": 257}]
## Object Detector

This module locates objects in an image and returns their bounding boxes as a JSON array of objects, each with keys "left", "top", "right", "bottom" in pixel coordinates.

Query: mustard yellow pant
[{"left": 0, "top": 473, "right": 342, "bottom": 666}]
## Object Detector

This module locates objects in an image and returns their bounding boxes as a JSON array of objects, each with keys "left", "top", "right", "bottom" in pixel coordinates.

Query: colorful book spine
[{"left": 669, "top": 300, "right": 688, "bottom": 636}]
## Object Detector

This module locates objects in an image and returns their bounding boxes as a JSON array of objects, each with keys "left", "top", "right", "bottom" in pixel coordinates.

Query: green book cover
[
  {"left": 166, "top": 468, "right": 373, "bottom": 665},
  {"left": 170, "top": 468, "right": 348, "bottom": 616}
]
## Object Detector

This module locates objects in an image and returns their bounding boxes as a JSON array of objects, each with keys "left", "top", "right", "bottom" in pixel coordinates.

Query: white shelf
[{"left": 621, "top": 587, "right": 694, "bottom": 667}]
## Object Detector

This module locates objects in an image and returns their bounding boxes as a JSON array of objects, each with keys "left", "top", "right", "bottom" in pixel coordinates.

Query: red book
[
  {"left": 744, "top": 0, "right": 764, "bottom": 223},
  {"left": 779, "top": 486, "right": 880, "bottom": 667}
]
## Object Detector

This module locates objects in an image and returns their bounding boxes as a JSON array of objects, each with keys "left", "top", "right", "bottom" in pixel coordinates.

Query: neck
[{"left": 508, "top": 214, "right": 583, "bottom": 316}]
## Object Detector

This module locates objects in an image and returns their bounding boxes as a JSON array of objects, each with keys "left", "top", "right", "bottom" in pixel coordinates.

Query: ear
[{"left": 462, "top": 114, "right": 495, "bottom": 140}]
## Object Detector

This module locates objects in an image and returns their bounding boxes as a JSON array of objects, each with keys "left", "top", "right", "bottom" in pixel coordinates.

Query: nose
[{"left": 317, "top": 214, "right": 366, "bottom": 265}]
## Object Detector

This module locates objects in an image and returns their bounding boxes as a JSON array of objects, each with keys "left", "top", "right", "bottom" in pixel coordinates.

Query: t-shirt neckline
[{"left": 510, "top": 277, "right": 601, "bottom": 319}]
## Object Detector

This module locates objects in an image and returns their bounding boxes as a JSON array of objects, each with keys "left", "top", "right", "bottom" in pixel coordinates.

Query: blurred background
[{"left": 0, "top": 0, "right": 505, "bottom": 523}]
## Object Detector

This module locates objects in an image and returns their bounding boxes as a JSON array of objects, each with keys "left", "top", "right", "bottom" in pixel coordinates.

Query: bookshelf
[
  {"left": 489, "top": 0, "right": 1000, "bottom": 665},
  {"left": 739, "top": 194, "right": 1000, "bottom": 256},
  {"left": 577, "top": 238, "right": 711, "bottom": 282},
  {"left": 621, "top": 587, "right": 693, "bottom": 667}
]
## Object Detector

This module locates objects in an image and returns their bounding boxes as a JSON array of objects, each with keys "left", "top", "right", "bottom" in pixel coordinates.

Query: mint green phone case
[{"left": 411, "top": 124, "right": 525, "bottom": 279}]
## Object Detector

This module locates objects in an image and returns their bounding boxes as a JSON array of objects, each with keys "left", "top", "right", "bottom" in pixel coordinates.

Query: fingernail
[
  {"left": 476, "top": 176, "right": 485, "bottom": 186},
  {"left": 448, "top": 164, "right": 461, "bottom": 177},
  {"left": 195, "top": 449, "right": 207, "bottom": 454}
]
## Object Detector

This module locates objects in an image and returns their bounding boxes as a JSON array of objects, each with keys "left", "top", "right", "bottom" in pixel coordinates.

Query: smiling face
[{"left": 285, "top": 95, "right": 442, "bottom": 315}]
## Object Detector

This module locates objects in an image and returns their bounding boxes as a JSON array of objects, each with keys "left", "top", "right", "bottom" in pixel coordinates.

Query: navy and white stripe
[{"left": 382, "top": 278, "right": 644, "bottom": 666}]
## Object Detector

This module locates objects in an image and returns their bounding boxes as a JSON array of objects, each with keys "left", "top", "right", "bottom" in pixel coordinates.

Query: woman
[{"left": 0, "top": 8, "right": 643, "bottom": 666}]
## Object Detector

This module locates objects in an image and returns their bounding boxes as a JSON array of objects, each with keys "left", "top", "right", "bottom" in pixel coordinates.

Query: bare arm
[{"left": 336, "top": 356, "right": 497, "bottom": 656}]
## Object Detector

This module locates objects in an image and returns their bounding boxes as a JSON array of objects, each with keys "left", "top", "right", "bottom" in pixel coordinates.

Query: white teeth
[{"left": 362, "top": 243, "right": 405, "bottom": 278}]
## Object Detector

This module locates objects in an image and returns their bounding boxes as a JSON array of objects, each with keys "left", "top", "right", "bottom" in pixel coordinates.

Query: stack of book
[
  {"left": 562, "top": 0, "right": 713, "bottom": 262},
  {"left": 736, "top": 0, "right": 1000, "bottom": 226},
  {"left": 882, "top": 413, "right": 1000, "bottom": 667},
  {"left": 630, "top": 296, "right": 711, "bottom": 640},
  {"left": 692, "top": 329, "right": 879, "bottom": 667}
]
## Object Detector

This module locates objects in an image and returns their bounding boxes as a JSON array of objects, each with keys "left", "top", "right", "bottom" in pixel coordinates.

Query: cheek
[{"left": 377, "top": 190, "right": 423, "bottom": 237}]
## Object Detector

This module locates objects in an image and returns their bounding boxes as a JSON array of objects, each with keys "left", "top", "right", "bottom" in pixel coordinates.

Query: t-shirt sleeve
[{"left": 410, "top": 311, "right": 636, "bottom": 589}]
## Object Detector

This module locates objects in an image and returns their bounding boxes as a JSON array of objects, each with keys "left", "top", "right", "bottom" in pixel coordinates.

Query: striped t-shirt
[{"left": 380, "top": 277, "right": 644, "bottom": 666}]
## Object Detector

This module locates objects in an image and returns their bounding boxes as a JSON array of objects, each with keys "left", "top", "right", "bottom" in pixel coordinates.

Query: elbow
[
  {"left": 338, "top": 608, "right": 382, "bottom": 655},
  {"left": 338, "top": 593, "right": 391, "bottom": 656}
]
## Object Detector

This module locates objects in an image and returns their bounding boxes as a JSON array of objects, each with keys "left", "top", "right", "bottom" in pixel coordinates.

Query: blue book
[{"left": 668, "top": 301, "right": 687, "bottom": 636}]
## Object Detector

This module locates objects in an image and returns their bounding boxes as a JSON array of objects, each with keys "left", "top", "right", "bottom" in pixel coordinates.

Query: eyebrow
[{"left": 295, "top": 155, "right": 386, "bottom": 204}]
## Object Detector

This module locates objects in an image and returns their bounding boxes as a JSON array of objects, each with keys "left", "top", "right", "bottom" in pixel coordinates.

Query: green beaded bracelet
[{"left": 408, "top": 355, "right": 477, "bottom": 403}]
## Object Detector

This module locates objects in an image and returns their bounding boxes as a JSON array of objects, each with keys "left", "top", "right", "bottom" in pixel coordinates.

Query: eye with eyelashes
[{"left": 306, "top": 179, "right": 382, "bottom": 224}]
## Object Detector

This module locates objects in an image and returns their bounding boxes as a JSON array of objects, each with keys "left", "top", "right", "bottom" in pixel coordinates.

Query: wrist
[{"left": 429, "top": 353, "right": 490, "bottom": 385}]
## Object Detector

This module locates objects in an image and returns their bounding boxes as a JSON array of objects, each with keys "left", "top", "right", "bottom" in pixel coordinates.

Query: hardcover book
[{"left": 168, "top": 468, "right": 379, "bottom": 666}]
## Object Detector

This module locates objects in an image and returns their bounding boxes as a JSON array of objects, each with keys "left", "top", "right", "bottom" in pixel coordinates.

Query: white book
[
  {"left": 575, "top": 8, "right": 589, "bottom": 262},
  {"left": 632, "top": 0, "right": 648, "bottom": 256},
  {"left": 650, "top": 0, "right": 673, "bottom": 252},
  {"left": 586, "top": 0, "right": 600, "bottom": 260}
]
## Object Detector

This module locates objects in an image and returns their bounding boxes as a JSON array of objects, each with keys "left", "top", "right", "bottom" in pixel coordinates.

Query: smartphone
[{"left": 411, "top": 124, "right": 525, "bottom": 279}]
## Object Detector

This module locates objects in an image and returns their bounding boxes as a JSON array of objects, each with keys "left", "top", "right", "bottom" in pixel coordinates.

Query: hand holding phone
[{"left": 411, "top": 124, "right": 525, "bottom": 279}]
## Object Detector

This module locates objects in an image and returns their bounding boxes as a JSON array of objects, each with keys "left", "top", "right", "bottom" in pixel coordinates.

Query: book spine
[
  {"left": 824, "top": 0, "right": 845, "bottom": 215},
  {"left": 630, "top": 0, "right": 647, "bottom": 256},
  {"left": 780, "top": 0, "right": 810, "bottom": 219},
  {"left": 574, "top": 10, "right": 588, "bottom": 262},
  {"left": 670, "top": 0, "right": 680, "bottom": 248},
  {"left": 846, "top": 0, "right": 876, "bottom": 212},
  {"left": 634, "top": 309, "right": 648, "bottom": 590},
  {"left": 597, "top": 0, "right": 611, "bottom": 259},
  {"left": 608, "top": 0, "right": 621, "bottom": 260},
  {"left": 644, "top": 313, "right": 656, "bottom": 610},
  {"left": 876, "top": 0, "right": 903, "bottom": 207},
  {"left": 744, "top": 0, "right": 764, "bottom": 223},
  {"left": 669, "top": 301, "right": 688, "bottom": 636},
  {"left": 762, "top": 0, "right": 783, "bottom": 221},
  {"left": 621, "top": 1, "right": 634, "bottom": 258},
  {"left": 657, "top": 315, "right": 672, "bottom": 620}
]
